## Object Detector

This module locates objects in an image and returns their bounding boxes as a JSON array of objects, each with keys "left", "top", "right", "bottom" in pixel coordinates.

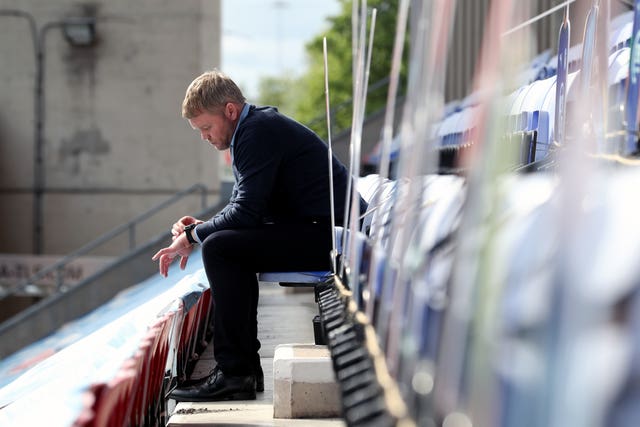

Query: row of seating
[
  {"left": 364, "top": 9, "right": 637, "bottom": 176},
  {"left": 0, "top": 255, "right": 212, "bottom": 426},
  {"left": 316, "top": 278, "right": 409, "bottom": 426},
  {"left": 315, "top": 154, "right": 640, "bottom": 426},
  {"left": 306, "top": 172, "right": 463, "bottom": 424},
  {"left": 310, "top": 9, "right": 640, "bottom": 427}
]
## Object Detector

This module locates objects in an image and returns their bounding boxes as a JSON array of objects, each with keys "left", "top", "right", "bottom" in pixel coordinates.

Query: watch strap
[{"left": 184, "top": 224, "right": 198, "bottom": 245}]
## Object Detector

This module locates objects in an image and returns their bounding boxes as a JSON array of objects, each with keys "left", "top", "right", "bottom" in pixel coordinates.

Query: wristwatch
[{"left": 184, "top": 224, "right": 198, "bottom": 245}]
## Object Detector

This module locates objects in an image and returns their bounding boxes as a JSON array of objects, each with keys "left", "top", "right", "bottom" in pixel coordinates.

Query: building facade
[{"left": 0, "top": 0, "right": 221, "bottom": 256}]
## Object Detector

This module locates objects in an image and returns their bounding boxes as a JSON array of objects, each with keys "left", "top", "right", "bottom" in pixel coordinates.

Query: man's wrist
[{"left": 184, "top": 224, "right": 198, "bottom": 245}]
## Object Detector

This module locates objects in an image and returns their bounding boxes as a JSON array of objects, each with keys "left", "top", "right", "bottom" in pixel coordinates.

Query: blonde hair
[{"left": 182, "top": 70, "right": 246, "bottom": 118}]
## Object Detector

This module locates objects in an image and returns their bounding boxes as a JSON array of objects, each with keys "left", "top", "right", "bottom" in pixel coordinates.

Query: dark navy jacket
[{"left": 194, "top": 105, "right": 366, "bottom": 241}]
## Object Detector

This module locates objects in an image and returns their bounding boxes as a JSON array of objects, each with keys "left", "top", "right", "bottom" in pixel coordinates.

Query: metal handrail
[{"left": 5, "top": 183, "right": 210, "bottom": 298}]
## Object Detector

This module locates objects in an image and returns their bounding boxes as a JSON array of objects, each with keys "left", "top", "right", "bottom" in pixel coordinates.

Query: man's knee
[
  {"left": 202, "top": 229, "right": 256, "bottom": 268},
  {"left": 201, "top": 230, "right": 235, "bottom": 261}
]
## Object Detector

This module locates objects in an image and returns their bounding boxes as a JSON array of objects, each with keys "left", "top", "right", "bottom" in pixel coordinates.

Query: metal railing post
[
  {"left": 56, "top": 265, "right": 64, "bottom": 292},
  {"left": 129, "top": 224, "right": 136, "bottom": 250},
  {"left": 200, "top": 186, "right": 207, "bottom": 210}
]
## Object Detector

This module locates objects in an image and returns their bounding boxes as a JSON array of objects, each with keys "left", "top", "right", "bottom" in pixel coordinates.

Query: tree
[
  {"left": 256, "top": 75, "right": 300, "bottom": 117},
  {"left": 256, "top": 0, "right": 408, "bottom": 141}
]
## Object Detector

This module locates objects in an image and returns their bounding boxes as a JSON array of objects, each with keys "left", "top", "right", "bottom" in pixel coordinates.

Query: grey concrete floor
[{"left": 167, "top": 283, "right": 346, "bottom": 426}]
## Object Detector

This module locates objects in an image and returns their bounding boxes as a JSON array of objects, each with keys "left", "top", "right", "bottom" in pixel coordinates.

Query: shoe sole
[
  {"left": 179, "top": 377, "right": 263, "bottom": 391},
  {"left": 171, "top": 391, "right": 256, "bottom": 402}
]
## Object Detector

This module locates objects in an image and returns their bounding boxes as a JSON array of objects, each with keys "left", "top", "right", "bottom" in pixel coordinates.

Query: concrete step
[
  {"left": 273, "top": 343, "right": 341, "bottom": 419},
  {"left": 167, "top": 284, "right": 345, "bottom": 426}
]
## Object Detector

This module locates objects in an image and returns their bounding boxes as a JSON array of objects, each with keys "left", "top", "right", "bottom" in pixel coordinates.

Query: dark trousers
[{"left": 200, "top": 222, "right": 333, "bottom": 376}]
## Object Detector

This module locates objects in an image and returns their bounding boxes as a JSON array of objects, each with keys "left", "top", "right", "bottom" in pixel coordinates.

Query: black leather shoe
[
  {"left": 256, "top": 363, "right": 264, "bottom": 392},
  {"left": 170, "top": 367, "right": 256, "bottom": 402},
  {"left": 180, "top": 363, "right": 264, "bottom": 392}
]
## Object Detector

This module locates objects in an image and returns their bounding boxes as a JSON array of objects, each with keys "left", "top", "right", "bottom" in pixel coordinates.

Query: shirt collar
[{"left": 230, "top": 103, "right": 250, "bottom": 149}]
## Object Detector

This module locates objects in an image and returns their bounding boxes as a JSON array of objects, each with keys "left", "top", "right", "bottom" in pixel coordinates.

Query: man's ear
[{"left": 225, "top": 102, "right": 239, "bottom": 120}]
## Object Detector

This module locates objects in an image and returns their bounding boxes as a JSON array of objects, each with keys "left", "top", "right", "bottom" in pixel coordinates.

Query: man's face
[{"left": 188, "top": 109, "right": 234, "bottom": 151}]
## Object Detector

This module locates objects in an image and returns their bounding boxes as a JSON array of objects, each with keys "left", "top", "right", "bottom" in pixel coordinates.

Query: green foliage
[
  {"left": 256, "top": 75, "right": 301, "bottom": 117},
  {"left": 256, "top": 0, "right": 408, "bottom": 141}
]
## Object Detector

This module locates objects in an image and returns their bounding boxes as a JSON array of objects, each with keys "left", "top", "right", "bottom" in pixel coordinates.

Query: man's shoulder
[
  {"left": 234, "top": 106, "right": 282, "bottom": 153},
  {"left": 240, "top": 104, "right": 320, "bottom": 148},
  {"left": 237, "top": 105, "right": 277, "bottom": 137},
  {"left": 241, "top": 105, "right": 305, "bottom": 136},
  {"left": 246, "top": 105, "right": 279, "bottom": 120}
]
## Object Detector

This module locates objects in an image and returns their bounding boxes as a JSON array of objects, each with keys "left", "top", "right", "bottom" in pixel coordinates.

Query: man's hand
[
  {"left": 171, "top": 216, "right": 204, "bottom": 241},
  {"left": 152, "top": 233, "right": 195, "bottom": 277}
]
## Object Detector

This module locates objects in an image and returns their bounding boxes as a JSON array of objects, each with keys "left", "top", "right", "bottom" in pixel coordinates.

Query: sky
[{"left": 221, "top": 0, "right": 342, "bottom": 100}]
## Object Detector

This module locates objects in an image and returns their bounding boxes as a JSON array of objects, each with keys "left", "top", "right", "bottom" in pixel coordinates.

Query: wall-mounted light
[{"left": 62, "top": 17, "right": 96, "bottom": 47}]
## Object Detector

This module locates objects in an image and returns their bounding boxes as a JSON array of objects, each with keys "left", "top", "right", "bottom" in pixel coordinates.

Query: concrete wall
[{"left": 0, "top": 0, "right": 222, "bottom": 255}]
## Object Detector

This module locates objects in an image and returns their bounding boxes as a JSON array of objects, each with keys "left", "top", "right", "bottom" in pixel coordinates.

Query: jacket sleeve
[{"left": 194, "top": 125, "right": 281, "bottom": 241}]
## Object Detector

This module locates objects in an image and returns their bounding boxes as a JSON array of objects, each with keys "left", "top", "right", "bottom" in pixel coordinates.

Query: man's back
[{"left": 233, "top": 105, "right": 362, "bottom": 225}]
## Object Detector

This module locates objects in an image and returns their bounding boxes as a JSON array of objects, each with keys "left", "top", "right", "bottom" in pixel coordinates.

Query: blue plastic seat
[
  {"left": 258, "top": 270, "right": 334, "bottom": 287},
  {"left": 257, "top": 175, "right": 385, "bottom": 287}
]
